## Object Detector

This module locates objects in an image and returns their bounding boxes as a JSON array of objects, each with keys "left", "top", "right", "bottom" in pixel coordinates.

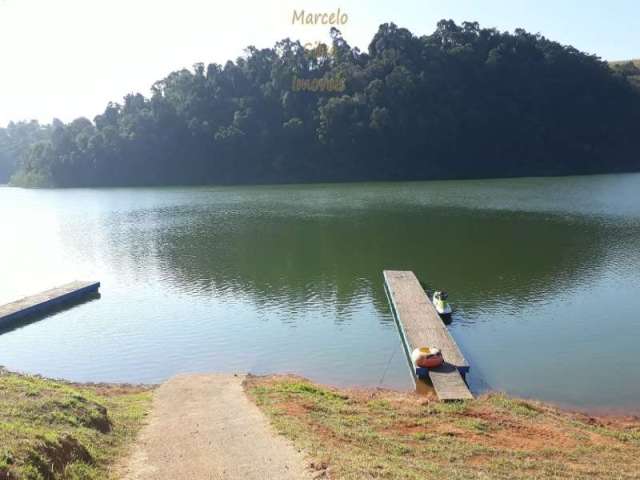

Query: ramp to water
[
  {"left": 384, "top": 270, "right": 472, "bottom": 400},
  {"left": 0, "top": 281, "right": 100, "bottom": 328}
]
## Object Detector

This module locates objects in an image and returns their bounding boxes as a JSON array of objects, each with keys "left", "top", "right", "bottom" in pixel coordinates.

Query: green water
[{"left": 1, "top": 173, "right": 639, "bottom": 411}]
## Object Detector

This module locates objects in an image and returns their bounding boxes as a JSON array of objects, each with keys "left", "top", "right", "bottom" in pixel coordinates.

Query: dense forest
[{"left": 2, "top": 20, "right": 640, "bottom": 187}]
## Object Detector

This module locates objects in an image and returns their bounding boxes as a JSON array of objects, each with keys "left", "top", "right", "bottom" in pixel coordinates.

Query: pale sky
[{"left": 0, "top": 0, "right": 638, "bottom": 127}]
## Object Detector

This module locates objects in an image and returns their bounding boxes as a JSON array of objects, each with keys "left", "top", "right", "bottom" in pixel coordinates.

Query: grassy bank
[
  {"left": 0, "top": 369, "right": 152, "bottom": 480},
  {"left": 245, "top": 376, "right": 640, "bottom": 479}
]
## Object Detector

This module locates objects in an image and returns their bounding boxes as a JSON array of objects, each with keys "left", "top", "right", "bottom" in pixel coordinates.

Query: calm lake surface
[{"left": 1, "top": 174, "right": 639, "bottom": 412}]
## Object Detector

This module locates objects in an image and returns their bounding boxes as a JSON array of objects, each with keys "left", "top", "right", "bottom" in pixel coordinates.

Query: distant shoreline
[{"left": 6, "top": 168, "right": 640, "bottom": 190}]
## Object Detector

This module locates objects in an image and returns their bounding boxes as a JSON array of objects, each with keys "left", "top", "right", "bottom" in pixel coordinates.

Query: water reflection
[
  {"left": 0, "top": 294, "right": 101, "bottom": 336},
  {"left": 117, "top": 204, "right": 632, "bottom": 323}
]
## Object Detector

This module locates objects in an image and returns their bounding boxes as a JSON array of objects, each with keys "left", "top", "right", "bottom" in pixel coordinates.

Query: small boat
[
  {"left": 432, "top": 291, "right": 452, "bottom": 319},
  {"left": 411, "top": 347, "right": 444, "bottom": 369}
]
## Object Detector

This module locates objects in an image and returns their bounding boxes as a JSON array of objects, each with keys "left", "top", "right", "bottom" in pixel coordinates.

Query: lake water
[{"left": 1, "top": 174, "right": 639, "bottom": 412}]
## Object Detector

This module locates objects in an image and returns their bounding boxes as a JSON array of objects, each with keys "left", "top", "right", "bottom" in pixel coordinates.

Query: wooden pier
[
  {"left": 0, "top": 281, "right": 100, "bottom": 328},
  {"left": 384, "top": 270, "right": 473, "bottom": 401}
]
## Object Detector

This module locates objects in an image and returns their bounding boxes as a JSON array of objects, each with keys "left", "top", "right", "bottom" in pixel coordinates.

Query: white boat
[{"left": 432, "top": 291, "right": 452, "bottom": 318}]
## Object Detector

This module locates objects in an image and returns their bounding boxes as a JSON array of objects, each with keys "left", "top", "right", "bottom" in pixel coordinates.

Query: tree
[{"left": 8, "top": 21, "right": 640, "bottom": 188}]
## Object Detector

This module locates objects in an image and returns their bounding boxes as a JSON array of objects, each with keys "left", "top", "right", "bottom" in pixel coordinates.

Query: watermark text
[
  {"left": 292, "top": 9, "right": 348, "bottom": 25},
  {"left": 291, "top": 76, "right": 346, "bottom": 93}
]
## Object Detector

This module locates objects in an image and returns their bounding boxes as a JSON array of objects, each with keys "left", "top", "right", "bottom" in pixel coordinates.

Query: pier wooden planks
[
  {"left": 384, "top": 270, "right": 472, "bottom": 401},
  {"left": 0, "top": 281, "right": 100, "bottom": 328}
]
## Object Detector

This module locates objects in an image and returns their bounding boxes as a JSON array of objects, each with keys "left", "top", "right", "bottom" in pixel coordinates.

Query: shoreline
[
  {"left": 246, "top": 375, "right": 640, "bottom": 479},
  {"left": 2, "top": 369, "right": 640, "bottom": 479},
  {"left": 5, "top": 169, "right": 640, "bottom": 191},
  {"left": 5, "top": 365, "right": 640, "bottom": 418},
  {"left": 264, "top": 374, "right": 640, "bottom": 420}
]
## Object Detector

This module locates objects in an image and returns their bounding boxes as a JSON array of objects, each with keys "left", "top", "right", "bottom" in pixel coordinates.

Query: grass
[
  {"left": 0, "top": 369, "right": 152, "bottom": 480},
  {"left": 245, "top": 375, "right": 640, "bottom": 479}
]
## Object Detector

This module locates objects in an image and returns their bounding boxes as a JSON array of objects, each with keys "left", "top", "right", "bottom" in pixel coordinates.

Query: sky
[{"left": 0, "top": 0, "right": 638, "bottom": 127}]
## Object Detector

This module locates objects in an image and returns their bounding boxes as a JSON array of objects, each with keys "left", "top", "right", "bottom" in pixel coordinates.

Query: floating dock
[
  {"left": 0, "top": 281, "right": 100, "bottom": 328},
  {"left": 384, "top": 270, "right": 472, "bottom": 401}
]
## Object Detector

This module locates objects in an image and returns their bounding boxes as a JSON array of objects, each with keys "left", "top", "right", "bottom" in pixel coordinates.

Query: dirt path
[{"left": 118, "top": 374, "right": 311, "bottom": 480}]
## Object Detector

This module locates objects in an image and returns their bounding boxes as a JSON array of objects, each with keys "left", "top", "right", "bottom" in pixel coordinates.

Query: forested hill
[{"left": 3, "top": 20, "right": 640, "bottom": 187}]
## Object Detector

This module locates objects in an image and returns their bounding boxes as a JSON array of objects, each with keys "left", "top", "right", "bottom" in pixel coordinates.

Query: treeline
[
  {"left": 0, "top": 121, "right": 51, "bottom": 184},
  {"left": 610, "top": 59, "right": 640, "bottom": 90},
  {"left": 4, "top": 20, "right": 640, "bottom": 187}
]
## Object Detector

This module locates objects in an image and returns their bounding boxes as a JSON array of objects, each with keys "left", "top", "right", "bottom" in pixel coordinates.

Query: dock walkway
[
  {"left": 0, "top": 281, "right": 100, "bottom": 328},
  {"left": 384, "top": 270, "right": 472, "bottom": 400}
]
